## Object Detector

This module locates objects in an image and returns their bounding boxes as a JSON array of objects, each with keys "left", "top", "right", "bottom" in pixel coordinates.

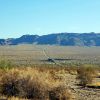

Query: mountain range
[{"left": 0, "top": 33, "right": 100, "bottom": 46}]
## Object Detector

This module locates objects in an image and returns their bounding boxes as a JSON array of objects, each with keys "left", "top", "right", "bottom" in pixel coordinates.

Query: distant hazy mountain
[{"left": 0, "top": 33, "right": 100, "bottom": 46}]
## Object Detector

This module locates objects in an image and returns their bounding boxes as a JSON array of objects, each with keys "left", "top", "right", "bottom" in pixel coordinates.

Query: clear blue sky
[{"left": 0, "top": 0, "right": 100, "bottom": 38}]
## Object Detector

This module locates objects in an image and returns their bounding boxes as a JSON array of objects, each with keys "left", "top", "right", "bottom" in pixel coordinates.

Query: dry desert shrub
[
  {"left": 0, "top": 69, "right": 49, "bottom": 99},
  {"left": 0, "top": 70, "right": 20, "bottom": 97},
  {"left": 77, "top": 65, "right": 96, "bottom": 87},
  {"left": 0, "top": 67, "right": 74, "bottom": 100},
  {"left": 49, "top": 86, "right": 73, "bottom": 100}
]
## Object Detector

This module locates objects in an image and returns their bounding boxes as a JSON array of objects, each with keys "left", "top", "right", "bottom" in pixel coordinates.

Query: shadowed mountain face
[
  {"left": 0, "top": 39, "right": 5, "bottom": 45},
  {"left": 9, "top": 35, "right": 39, "bottom": 45},
  {"left": 0, "top": 33, "right": 100, "bottom": 46}
]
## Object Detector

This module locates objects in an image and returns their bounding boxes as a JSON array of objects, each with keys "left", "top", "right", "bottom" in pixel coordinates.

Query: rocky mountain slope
[{"left": 0, "top": 33, "right": 100, "bottom": 46}]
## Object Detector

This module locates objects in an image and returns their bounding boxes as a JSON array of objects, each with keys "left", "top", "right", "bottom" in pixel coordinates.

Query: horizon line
[{"left": 1, "top": 32, "right": 100, "bottom": 39}]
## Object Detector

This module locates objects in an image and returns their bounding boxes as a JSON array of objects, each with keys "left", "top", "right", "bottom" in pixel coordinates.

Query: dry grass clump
[
  {"left": 77, "top": 65, "right": 97, "bottom": 87},
  {"left": 0, "top": 96, "right": 28, "bottom": 100},
  {"left": 49, "top": 85, "right": 73, "bottom": 100},
  {"left": 0, "top": 67, "right": 73, "bottom": 100},
  {"left": 0, "top": 69, "right": 49, "bottom": 99},
  {"left": 65, "top": 66, "right": 78, "bottom": 75},
  {"left": 0, "top": 71, "right": 20, "bottom": 97}
]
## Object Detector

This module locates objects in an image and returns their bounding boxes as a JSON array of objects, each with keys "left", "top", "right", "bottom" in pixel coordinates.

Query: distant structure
[{"left": 43, "top": 49, "right": 56, "bottom": 64}]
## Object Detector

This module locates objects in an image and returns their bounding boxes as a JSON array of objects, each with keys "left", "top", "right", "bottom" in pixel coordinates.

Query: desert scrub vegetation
[
  {"left": 49, "top": 85, "right": 72, "bottom": 100},
  {"left": 77, "top": 65, "right": 97, "bottom": 87},
  {"left": 0, "top": 60, "right": 13, "bottom": 70},
  {"left": 0, "top": 67, "right": 74, "bottom": 100},
  {"left": 0, "top": 63, "right": 99, "bottom": 100}
]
